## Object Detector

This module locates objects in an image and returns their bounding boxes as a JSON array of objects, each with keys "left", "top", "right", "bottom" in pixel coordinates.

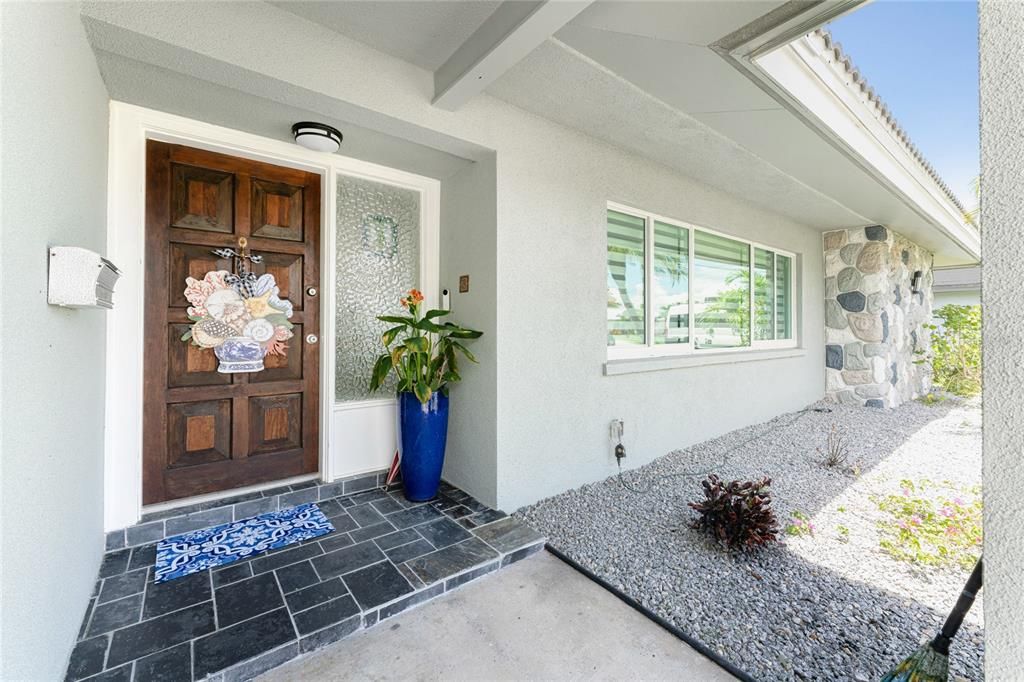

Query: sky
[{"left": 826, "top": 0, "right": 979, "bottom": 209}]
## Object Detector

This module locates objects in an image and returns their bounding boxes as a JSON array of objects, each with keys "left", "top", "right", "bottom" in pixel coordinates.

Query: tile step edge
[{"left": 201, "top": 541, "right": 546, "bottom": 681}]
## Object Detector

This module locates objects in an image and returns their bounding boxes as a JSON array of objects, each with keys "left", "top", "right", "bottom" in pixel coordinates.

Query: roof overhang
[
  {"left": 710, "top": 1, "right": 980, "bottom": 264},
  {"left": 79, "top": 0, "right": 981, "bottom": 266}
]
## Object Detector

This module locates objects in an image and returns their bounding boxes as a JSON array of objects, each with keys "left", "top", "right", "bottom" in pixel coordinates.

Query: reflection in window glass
[
  {"left": 754, "top": 248, "right": 774, "bottom": 341},
  {"left": 776, "top": 253, "right": 793, "bottom": 339},
  {"left": 694, "top": 231, "right": 750, "bottom": 349},
  {"left": 653, "top": 221, "right": 689, "bottom": 345},
  {"left": 607, "top": 210, "right": 645, "bottom": 346}
]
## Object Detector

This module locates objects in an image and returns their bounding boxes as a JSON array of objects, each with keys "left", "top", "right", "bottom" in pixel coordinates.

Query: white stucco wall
[
  {"left": 440, "top": 154, "right": 499, "bottom": 503},
  {"left": 79, "top": 1, "right": 825, "bottom": 511},
  {"left": 491, "top": 121, "right": 824, "bottom": 509},
  {"left": 0, "top": 3, "right": 110, "bottom": 678},
  {"left": 979, "top": 3, "right": 1024, "bottom": 677}
]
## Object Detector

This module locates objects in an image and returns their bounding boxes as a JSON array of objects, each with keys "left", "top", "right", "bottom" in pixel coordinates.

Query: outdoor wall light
[
  {"left": 291, "top": 122, "right": 343, "bottom": 153},
  {"left": 911, "top": 270, "right": 923, "bottom": 294}
]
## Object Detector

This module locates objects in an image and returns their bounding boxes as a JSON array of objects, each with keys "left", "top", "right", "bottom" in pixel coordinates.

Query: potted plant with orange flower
[{"left": 369, "top": 289, "right": 482, "bottom": 501}]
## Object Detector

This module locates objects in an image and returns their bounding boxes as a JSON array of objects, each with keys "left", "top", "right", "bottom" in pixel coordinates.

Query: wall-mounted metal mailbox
[{"left": 47, "top": 246, "right": 121, "bottom": 309}]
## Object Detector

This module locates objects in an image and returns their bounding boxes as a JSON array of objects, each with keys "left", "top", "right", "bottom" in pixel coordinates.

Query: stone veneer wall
[{"left": 823, "top": 225, "right": 933, "bottom": 407}]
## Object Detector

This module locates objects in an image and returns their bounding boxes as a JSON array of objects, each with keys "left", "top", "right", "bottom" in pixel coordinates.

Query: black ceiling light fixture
[{"left": 291, "top": 121, "right": 343, "bottom": 153}]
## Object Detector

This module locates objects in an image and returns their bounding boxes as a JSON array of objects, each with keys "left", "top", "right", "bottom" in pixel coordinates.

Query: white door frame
[{"left": 104, "top": 102, "right": 439, "bottom": 532}]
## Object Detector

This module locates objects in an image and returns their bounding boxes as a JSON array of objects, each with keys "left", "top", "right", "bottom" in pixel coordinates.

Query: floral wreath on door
[{"left": 181, "top": 242, "right": 295, "bottom": 373}]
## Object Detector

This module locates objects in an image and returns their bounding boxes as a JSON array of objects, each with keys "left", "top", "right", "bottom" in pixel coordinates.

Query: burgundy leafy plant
[{"left": 689, "top": 475, "right": 779, "bottom": 550}]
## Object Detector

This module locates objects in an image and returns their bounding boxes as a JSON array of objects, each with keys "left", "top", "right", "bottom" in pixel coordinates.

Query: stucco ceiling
[
  {"left": 484, "top": 1, "right": 975, "bottom": 263},
  {"left": 569, "top": 1, "right": 782, "bottom": 47},
  {"left": 268, "top": 0, "right": 871, "bottom": 230},
  {"left": 270, "top": 1, "right": 500, "bottom": 71},
  {"left": 91, "top": 49, "right": 476, "bottom": 180},
  {"left": 554, "top": 22, "right": 781, "bottom": 116},
  {"left": 487, "top": 38, "right": 867, "bottom": 230},
  {"left": 82, "top": 0, "right": 976, "bottom": 264}
]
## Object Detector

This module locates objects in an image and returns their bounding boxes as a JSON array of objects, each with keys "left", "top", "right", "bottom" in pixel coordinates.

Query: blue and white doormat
[{"left": 155, "top": 503, "right": 334, "bottom": 582}]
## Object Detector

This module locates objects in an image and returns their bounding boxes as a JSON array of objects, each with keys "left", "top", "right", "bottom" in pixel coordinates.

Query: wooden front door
[{"left": 143, "top": 141, "right": 321, "bottom": 505}]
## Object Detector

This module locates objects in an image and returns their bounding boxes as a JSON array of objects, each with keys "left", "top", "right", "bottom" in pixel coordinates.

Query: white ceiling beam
[{"left": 433, "top": 0, "right": 593, "bottom": 111}]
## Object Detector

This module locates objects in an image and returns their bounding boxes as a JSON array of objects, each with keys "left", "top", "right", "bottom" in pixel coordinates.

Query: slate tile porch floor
[{"left": 68, "top": 482, "right": 545, "bottom": 682}]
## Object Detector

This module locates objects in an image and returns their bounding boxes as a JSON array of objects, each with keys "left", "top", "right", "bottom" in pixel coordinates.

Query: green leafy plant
[
  {"left": 369, "top": 289, "right": 483, "bottom": 404},
  {"left": 918, "top": 392, "right": 948, "bottom": 406},
  {"left": 873, "top": 478, "right": 982, "bottom": 571},
  {"left": 836, "top": 525, "right": 850, "bottom": 543},
  {"left": 784, "top": 510, "right": 815, "bottom": 537},
  {"left": 689, "top": 475, "right": 778, "bottom": 550},
  {"left": 914, "top": 304, "right": 981, "bottom": 397}
]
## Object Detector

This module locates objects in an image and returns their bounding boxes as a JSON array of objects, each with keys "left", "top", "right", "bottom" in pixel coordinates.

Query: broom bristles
[
  {"left": 880, "top": 642, "right": 949, "bottom": 682},
  {"left": 882, "top": 558, "right": 980, "bottom": 682}
]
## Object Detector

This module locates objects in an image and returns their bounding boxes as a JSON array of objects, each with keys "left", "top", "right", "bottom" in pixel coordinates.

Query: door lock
[{"left": 306, "top": 334, "right": 318, "bottom": 344}]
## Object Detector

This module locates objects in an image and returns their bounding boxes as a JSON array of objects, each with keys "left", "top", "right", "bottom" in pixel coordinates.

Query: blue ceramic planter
[{"left": 398, "top": 391, "right": 450, "bottom": 502}]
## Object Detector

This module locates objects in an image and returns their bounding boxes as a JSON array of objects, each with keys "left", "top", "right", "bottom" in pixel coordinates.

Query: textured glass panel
[
  {"left": 607, "top": 210, "right": 645, "bottom": 347},
  {"left": 335, "top": 175, "right": 420, "bottom": 401},
  {"left": 694, "top": 231, "right": 750, "bottom": 349},
  {"left": 754, "top": 248, "right": 774, "bottom": 341},
  {"left": 776, "top": 253, "right": 793, "bottom": 340},
  {"left": 653, "top": 220, "right": 688, "bottom": 345}
]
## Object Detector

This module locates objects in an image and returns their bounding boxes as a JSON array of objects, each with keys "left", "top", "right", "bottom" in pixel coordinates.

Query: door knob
[
  {"left": 307, "top": 287, "right": 318, "bottom": 297},
  {"left": 306, "top": 334, "right": 318, "bottom": 344}
]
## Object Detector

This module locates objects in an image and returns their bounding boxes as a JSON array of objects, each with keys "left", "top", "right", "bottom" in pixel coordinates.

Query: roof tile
[{"left": 808, "top": 28, "right": 966, "bottom": 214}]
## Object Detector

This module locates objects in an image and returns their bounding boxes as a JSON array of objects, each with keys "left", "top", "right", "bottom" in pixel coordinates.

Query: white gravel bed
[{"left": 516, "top": 398, "right": 983, "bottom": 681}]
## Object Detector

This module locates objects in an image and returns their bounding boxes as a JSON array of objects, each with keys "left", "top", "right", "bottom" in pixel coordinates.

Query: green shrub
[
  {"left": 918, "top": 393, "right": 947, "bottom": 406},
  {"left": 916, "top": 304, "right": 981, "bottom": 397},
  {"left": 873, "top": 478, "right": 982, "bottom": 571},
  {"left": 784, "top": 510, "right": 814, "bottom": 537}
]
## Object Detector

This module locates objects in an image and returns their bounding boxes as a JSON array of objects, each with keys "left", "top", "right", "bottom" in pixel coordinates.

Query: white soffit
[
  {"left": 554, "top": 22, "right": 780, "bottom": 115},
  {"left": 269, "top": 1, "right": 501, "bottom": 71},
  {"left": 568, "top": 0, "right": 789, "bottom": 46},
  {"left": 692, "top": 108, "right": 944, "bottom": 236},
  {"left": 273, "top": 0, "right": 591, "bottom": 112},
  {"left": 487, "top": 38, "right": 868, "bottom": 230},
  {"left": 432, "top": 0, "right": 593, "bottom": 110}
]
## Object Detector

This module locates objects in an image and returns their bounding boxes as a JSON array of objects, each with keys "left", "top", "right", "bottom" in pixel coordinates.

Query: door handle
[
  {"left": 307, "top": 287, "right": 318, "bottom": 297},
  {"left": 306, "top": 334, "right": 318, "bottom": 344}
]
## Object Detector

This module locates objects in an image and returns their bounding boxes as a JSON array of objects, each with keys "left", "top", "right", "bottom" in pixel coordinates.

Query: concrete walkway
[{"left": 261, "top": 551, "right": 735, "bottom": 681}]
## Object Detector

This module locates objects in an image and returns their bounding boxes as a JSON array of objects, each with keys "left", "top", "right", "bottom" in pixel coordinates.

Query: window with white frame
[{"left": 607, "top": 204, "right": 796, "bottom": 358}]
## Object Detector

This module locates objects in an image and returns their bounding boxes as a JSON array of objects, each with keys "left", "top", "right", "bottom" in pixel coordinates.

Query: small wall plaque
[{"left": 459, "top": 275, "right": 470, "bottom": 293}]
